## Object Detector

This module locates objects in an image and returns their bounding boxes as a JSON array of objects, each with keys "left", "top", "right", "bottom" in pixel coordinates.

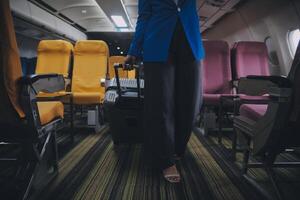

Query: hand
[
  {"left": 124, "top": 55, "right": 137, "bottom": 70},
  {"left": 124, "top": 55, "right": 136, "bottom": 65}
]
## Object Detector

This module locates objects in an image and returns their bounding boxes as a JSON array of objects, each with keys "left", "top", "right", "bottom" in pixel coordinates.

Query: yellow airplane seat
[
  {"left": 128, "top": 70, "right": 136, "bottom": 79},
  {"left": 36, "top": 40, "right": 73, "bottom": 98},
  {"left": 0, "top": 0, "right": 65, "bottom": 198},
  {"left": 108, "top": 56, "right": 127, "bottom": 78},
  {"left": 72, "top": 40, "right": 109, "bottom": 105},
  {"left": 36, "top": 40, "right": 73, "bottom": 78}
]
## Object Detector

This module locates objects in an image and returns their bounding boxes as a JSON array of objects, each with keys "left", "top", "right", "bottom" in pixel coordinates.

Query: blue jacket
[{"left": 128, "top": 0, "right": 205, "bottom": 62}]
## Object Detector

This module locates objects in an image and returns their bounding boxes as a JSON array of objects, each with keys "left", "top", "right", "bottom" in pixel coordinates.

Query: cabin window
[
  {"left": 265, "top": 37, "right": 280, "bottom": 66},
  {"left": 287, "top": 29, "right": 300, "bottom": 58}
]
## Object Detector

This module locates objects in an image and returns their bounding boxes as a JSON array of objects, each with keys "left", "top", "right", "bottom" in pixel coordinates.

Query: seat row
[
  {"left": 34, "top": 40, "right": 137, "bottom": 136},
  {"left": 36, "top": 40, "right": 134, "bottom": 103},
  {"left": 201, "top": 40, "right": 271, "bottom": 138},
  {"left": 201, "top": 39, "right": 300, "bottom": 199}
]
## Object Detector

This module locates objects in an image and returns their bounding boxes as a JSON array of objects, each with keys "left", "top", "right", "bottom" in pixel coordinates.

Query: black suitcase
[{"left": 104, "top": 63, "right": 144, "bottom": 145}]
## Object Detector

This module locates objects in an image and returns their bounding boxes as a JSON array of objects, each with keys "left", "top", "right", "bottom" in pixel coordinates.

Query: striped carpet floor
[
  {"left": 202, "top": 131, "right": 300, "bottom": 200},
  {"left": 38, "top": 127, "right": 300, "bottom": 200}
]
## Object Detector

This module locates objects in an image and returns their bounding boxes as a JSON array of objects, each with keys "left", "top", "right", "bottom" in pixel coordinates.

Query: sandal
[
  {"left": 163, "top": 165, "right": 181, "bottom": 183},
  {"left": 164, "top": 174, "right": 181, "bottom": 183}
]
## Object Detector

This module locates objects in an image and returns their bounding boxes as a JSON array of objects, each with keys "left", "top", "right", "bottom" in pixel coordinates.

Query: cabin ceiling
[{"left": 28, "top": 0, "right": 241, "bottom": 33}]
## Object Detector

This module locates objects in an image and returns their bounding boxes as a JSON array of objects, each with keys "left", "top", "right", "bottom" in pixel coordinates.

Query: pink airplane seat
[
  {"left": 203, "top": 40, "right": 232, "bottom": 106},
  {"left": 231, "top": 41, "right": 271, "bottom": 121},
  {"left": 239, "top": 104, "right": 268, "bottom": 121},
  {"left": 232, "top": 41, "right": 270, "bottom": 79}
]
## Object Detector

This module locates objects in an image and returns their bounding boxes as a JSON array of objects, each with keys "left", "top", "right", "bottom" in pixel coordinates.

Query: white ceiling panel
[
  {"left": 80, "top": 18, "right": 115, "bottom": 31},
  {"left": 126, "top": 6, "right": 138, "bottom": 18},
  {"left": 45, "top": 0, "right": 97, "bottom": 11},
  {"left": 121, "top": 0, "right": 241, "bottom": 32},
  {"left": 197, "top": 0, "right": 241, "bottom": 32},
  {"left": 30, "top": 0, "right": 115, "bottom": 31},
  {"left": 202, "top": 10, "right": 227, "bottom": 27},
  {"left": 122, "top": 0, "right": 138, "bottom": 5},
  {"left": 60, "top": 6, "right": 107, "bottom": 22},
  {"left": 199, "top": 4, "right": 220, "bottom": 17},
  {"left": 28, "top": 0, "right": 240, "bottom": 33}
]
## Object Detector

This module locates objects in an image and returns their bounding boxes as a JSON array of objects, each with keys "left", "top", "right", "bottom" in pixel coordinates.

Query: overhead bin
[{"left": 9, "top": 0, "right": 87, "bottom": 42}]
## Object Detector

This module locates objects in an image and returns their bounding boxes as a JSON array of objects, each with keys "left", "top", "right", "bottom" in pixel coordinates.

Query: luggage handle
[{"left": 114, "top": 63, "right": 141, "bottom": 101}]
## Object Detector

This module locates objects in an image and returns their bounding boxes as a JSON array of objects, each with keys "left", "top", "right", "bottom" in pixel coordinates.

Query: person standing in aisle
[{"left": 126, "top": 0, "right": 205, "bottom": 183}]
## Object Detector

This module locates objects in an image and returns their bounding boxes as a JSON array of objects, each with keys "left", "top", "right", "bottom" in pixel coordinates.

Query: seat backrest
[
  {"left": 0, "top": 0, "right": 25, "bottom": 124},
  {"left": 253, "top": 42, "right": 300, "bottom": 155},
  {"left": 128, "top": 70, "right": 136, "bottom": 79},
  {"left": 233, "top": 41, "right": 270, "bottom": 79},
  {"left": 36, "top": 40, "right": 73, "bottom": 78},
  {"left": 288, "top": 41, "right": 300, "bottom": 125},
  {"left": 72, "top": 40, "right": 109, "bottom": 94},
  {"left": 202, "top": 40, "right": 232, "bottom": 94},
  {"left": 108, "top": 56, "right": 127, "bottom": 78}
]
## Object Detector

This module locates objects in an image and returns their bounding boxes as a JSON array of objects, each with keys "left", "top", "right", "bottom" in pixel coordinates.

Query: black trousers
[{"left": 143, "top": 21, "right": 203, "bottom": 169}]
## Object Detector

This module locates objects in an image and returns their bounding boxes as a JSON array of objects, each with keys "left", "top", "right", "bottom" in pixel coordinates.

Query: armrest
[
  {"left": 268, "top": 87, "right": 292, "bottom": 98},
  {"left": 21, "top": 73, "right": 60, "bottom": 84},
  {"left": 36, "top": 92, "right": 72, "bottom": 102},
  {"left": 236, "top": 88, "right": 291, "bottom": 108},
  {"left": 19, "top": 74, "right": 65, "bottom": 129},
  {"left": 246, "top": 75, "right": 291, "bottom": 87},
  {"left": 239, "top": 95, "right": 271, "bottom": 104},
  {"left": 20, "top": 73, "right": 65, "bottom": 94}
]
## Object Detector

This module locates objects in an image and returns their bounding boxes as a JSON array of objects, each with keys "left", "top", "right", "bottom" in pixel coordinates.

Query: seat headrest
[
  {"left": 203, "top": 40, "right": 229, "bottom": 53},
  {"left": 75, "top": 40, "right": 109, "bottom": 55},
  {"left": 38, "top": 40, "right": 73, "bottom": 53},
  {"left": 236, "top": 41, "right": 267, "bottom": 54},
  {"left": 109, "top": 56, "right": 125, "bottom": 64},
  {"left": 234, "top": 41, "right": 270, "bottom": 78}
]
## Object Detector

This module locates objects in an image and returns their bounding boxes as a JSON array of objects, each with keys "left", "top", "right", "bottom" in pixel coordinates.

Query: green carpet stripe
[
  {"left": 73, "top": 142, "right": 116, "bottom": 200},
  {"left": 40, "top": 129, "right": 297, "bottom": 200},
  {"left": 54, "top": 132, "right": 112, "bottom": 200},
  {"left": 196, "top": 131, "right": 300, "bottom": 200},
  {"left": 40, "top": 128, "right": 108, "bottom": 199},
  {"left": 188, "top": 134, "right": 245, "bottom": 200},
  {"left": 121, "top": 146, "right": 141, "bottom": 200}
]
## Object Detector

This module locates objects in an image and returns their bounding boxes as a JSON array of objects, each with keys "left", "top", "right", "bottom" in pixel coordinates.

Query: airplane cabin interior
[{"left": 1, "top": 0, "right": 300, "bottom": 199}]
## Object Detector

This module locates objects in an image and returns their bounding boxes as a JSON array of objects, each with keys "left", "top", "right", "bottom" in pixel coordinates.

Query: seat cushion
[
  {"left": 37, "top": 91, "right": 67, "bottom": 98},
  {"left": 37, "top": 101, "right": 64, "bottom": 125},
  {"left": 203, "top": 94, "right": 221, "bottom": 105},
  {"left": 234, "top": 41, "right": 270, "bottom": 78},
  {"left": 239, "top": 95, "right": 270, "bottom": 101},
  {"left": 240, "top": 104, "right": 268, "bottom": 121},
  {"left": 73, "top": 92, "right": 105, "bottom": 105}
]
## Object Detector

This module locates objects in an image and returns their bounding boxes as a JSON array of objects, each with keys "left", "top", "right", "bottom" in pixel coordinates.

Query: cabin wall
[{"left": 202, "top": 0, "right": 300, "bottom": 76}]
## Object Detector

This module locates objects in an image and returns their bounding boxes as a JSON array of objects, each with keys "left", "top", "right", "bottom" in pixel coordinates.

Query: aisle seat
[
  {"left": 128, "top": 70, "right": 136, "bottom": 79},
  {"left": 218, "top": 41, "right": 272, "bottom": 142},
  {"left": 72, "top": 40, "right": 109, "bottom": 105},
  {"left": 203, "top": 40, "right": 232, "bottom": 106},
  {"left": 109, "top": 56, "right": 127, "bottom": 78},
  {"left": 36, "top": 40, "right": 73, "bottom": 78},
  {"left": 239, "top": 104, "right": 268, "bottom": 121},
  {"left": 35, "top": 40, "right": 73, "bottom": 98},
  {"left": 233, "top": 41, "right": 270, "bottom": 79},
  {"left": 37, "top": 101, "right": 64, "bottom": 125}
]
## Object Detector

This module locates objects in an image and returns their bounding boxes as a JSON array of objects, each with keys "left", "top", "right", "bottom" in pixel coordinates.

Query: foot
[{"left": 163, "top": 165, "right": 181, "bottom": 183}]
